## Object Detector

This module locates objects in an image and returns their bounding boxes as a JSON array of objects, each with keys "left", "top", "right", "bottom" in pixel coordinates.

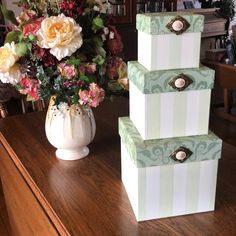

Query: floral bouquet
[{"left": 0, "top": 0, "right": 128, "bottom": 108}]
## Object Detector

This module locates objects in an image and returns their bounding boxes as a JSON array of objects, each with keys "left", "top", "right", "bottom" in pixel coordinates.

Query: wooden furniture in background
[
  {"left": 108, "top": 0, "right": 177, "bottom": 61},
  {"left": 202, "top": 59, "right": 236, "bottom": 122},
  {"left": 0, "top": 97, "right": 236, "bottom": 235},
  {"left": 108, "top": 0, "right": 177, "bottom": 24},
  {"left": 112, "top": 6, "right": 228, "bottom": 61},
  {"left": 0, "top": 82, "right": 21, "bottom": 118}
]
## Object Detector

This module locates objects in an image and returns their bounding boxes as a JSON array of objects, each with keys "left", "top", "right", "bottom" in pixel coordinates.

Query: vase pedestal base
[{"left": 55, "top": 146, "right": 89, "bottom": 161}]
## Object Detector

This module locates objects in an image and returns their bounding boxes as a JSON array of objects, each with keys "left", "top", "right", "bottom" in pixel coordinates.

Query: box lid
[
  {"left": 119, "top": 117, "right": 222, "bottom": 168},
  {"left": 128, "top": 61, "right": 215, "bottom": 94},
  {"left": 136, "top": 12, "right": 204, "bottom": 35}
]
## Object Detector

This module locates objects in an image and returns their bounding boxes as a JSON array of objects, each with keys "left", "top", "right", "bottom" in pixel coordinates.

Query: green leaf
[
  {"left": 96, "top": 46, "right": 106, "bottom": 58},
  {"left": 0, "top": 5, "right": 18, "bottom": 25},
  {"left": 79, "top": 75, "right": 89, "bottom": 83},
  {"left": 15, "top": 42, "right": 28, "bottom": 57},
  {"left": 4, "top": 31, "right": 22, "bottom": 44},
  {"left": 92, "top": 55, "right": 105, "bottom": 65},
  {"left": 66, "top": 57, "right": 81, "bottom": 66},
  {"left": 71, "top": 94, "right": 79, "bottom": 104},
  {"left": 93, "top": 36, "right": 103, "bottom": 47},
  {"left": 26, "top": 94, "right": 34, "bottom": 101},
  {"left": 108, "top": 80, "right": 123, "bottom": 92},
  {"left": 92, "top": 16, "right": 104, "bottom": 31}
]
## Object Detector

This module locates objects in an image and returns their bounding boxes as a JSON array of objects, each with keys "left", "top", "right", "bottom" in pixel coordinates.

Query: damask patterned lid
[
  {"left": 119, "top": 117, "right": 222, "bottom": 168},
  {"left": 136, "top": 12, "right": 204, "bottom": 35},
  {"left": 128, "top": 61, "right": 215, "bottom": 94}
]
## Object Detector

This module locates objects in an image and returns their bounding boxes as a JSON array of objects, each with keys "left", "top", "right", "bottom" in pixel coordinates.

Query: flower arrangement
[{"left": 0, "top": 0, "right": 128, "bottom": 108}]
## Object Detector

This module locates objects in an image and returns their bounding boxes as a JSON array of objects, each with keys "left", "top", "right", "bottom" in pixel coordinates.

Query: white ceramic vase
[{"left": 45, "top": 99, "right": 96, "bottom": 161}]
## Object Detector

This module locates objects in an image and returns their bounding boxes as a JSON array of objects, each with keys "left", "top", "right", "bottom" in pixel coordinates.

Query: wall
[{"left": 1, "top": 0, "right": 20, "bottom": 16}]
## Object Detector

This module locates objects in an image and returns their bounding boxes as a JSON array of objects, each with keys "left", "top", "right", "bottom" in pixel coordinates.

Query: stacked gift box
[{"left": 119, "top": 12, "right": 222, "bottom": 221}]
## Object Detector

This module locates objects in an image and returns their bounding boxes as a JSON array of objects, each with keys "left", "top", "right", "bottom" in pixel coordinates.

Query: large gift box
[
  {"left": 137, "top": 12, "right": 204, "bottom": 70},
  {"left": 119, "top": 117, "right": 222, "bottom": 222},
  {"left": 129, "top": 61, "right": 215, "bottom": 140}
]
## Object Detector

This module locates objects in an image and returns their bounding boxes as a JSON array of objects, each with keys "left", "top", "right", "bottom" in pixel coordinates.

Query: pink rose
[
  {"left": 19, "top": 77, "right": 40, "bottom": 101},
  {"left": 23, "top": 18, "right": 43, "bottom": 37},
  {"left": 85, "top": 63, "right": 97, "bottom": 74},
  {"left": 79, "top": 83, "right": 105, "bottom": 107},
  {"left": 58, "top": 63, "right": 77, "bottom": 79}
]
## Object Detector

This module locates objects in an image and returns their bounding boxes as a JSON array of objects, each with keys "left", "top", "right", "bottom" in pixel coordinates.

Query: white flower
[
  {"left": 37, "top": 14, "right": 83, "bottom": 61},
  {"left": 58, "top": 102, "right": 69, "bottom": 112},
  {"left": 0, "top": 42, "right": 18, "bottom": 73},
  {"left": 101, "top": 34, "right": 106, "bottom": 41},
  {"left": 0, "top": 43, "right": 22, "bottom": 85},
  {"left": 93, "top": 5, "right": 100, "bottom": 11},
  {"left": 109, "top": 31, "right": 115, "bottom": 39},
  {"left": 95, "top": 0, "right": 108, "bottom": 13},
  {"left": 103, "top": 27, "right": 109, "bottom": 35},
  {"left": 0, "top": 64, "right": 22, "bottom": 85}
]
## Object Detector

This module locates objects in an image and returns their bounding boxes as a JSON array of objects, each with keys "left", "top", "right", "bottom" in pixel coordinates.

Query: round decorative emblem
[
  {"left": 172, "top": 20, "right": 184, "bottom": 31},
  {"left": 176, "top": 151, "right": 187, "bottom": 161},
  {"left": 166, "top": 15, "right": 190, "bottom": 35},
  {"left": 174, "top": 78, "right": 186, "bottom": 88}
]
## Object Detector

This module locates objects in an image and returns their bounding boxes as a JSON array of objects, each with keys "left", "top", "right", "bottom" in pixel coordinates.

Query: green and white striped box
[
  {"left": 137, "top": 12, "right": 204, "bottom": 70},
  {"left": 119, "top": 117, "right": 222, "bottom": 221},
  {"left": 129, "top": 61, "right": 215, "bottom": 140}
]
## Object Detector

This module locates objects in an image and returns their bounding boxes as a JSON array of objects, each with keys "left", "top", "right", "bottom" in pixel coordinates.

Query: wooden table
[
  {"left": 0, "top": 97, "right": 236, "bottom": 236},
  {"left": 202, "top": 60, "right": 236, "bottom": 123}
]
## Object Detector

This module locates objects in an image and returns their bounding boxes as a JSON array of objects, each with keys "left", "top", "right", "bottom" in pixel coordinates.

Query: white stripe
[
  {"left": 172, "top": 163, "right": 188, "bottom": 215},
  {"left": 153, "top": 34, "right": 171, "bottom": 70},
  {"left": 129, "top": 82, "right": 146, "bottom": 139},
  {"left": 145, "top": 166, "right": 161, "bottom": 219},
  {"left": 121, "top": 143, "right": 139, "bottom": 219},
  {"left": 198, "top": 160, "right": 218, "bottom": 212},
  {"left": 185, "top": 90, "right": 200, "bottom": 136},
  {"left": 138, "top": 31, "right": 152, "bottom": 70},
  {"left": 180, "top": 33, "right": 200, "bottom": 68},
  {"left": 160, "top": 92, "right": 174, "bottom": 138},
  {"left": 146, "top": 93, "right": 160, "bottom": 139}
]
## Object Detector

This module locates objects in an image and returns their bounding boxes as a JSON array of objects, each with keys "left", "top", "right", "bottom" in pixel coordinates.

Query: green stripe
[
  {"left": 160, "top": 165, "right": 173, "bottom": 217},
  {"left": 146, "top": 93, "right": 161, "bottom": 138},
  {"left": 138, "top": 167, "right": 147, "bottom": 220},
  {"left": 192, "top": 33, "right": 201, "bottom": 66},
  {"left": 198, "top": 90, "right": 210, "bottom": 134},
  {"left": 173, "top": 92, "right": 187, "bottom": 137},
  {"left": 169, "top": 35, "right": 181, "bottom": 69},
  {"left": 186, "top": 162, "right": 200, "bottom": 213}
]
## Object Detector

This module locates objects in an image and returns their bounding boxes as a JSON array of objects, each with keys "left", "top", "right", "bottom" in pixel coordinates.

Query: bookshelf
[{"left": 108, "top": 0, "right": 177, "bottom": 24}]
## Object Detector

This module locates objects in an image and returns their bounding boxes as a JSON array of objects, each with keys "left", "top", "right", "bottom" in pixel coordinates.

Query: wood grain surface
[{"left": 0, "top": 97, "right": 236, "bottom": 236}]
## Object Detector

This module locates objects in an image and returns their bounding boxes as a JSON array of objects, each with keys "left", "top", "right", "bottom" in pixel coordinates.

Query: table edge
[{"left": 0, "top": 132, "right": 70, "bottom": 236}]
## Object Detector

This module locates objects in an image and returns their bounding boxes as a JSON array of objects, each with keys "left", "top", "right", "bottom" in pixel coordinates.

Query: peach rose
[
  {"left": 0, "top": 43, "right": 22, "bottom": 85},
  {"left": 0, "top": 42, "right": 18, "bottom": 73},
  {"left": 37, "top": 14, "right": 83, "bottom": 61}
]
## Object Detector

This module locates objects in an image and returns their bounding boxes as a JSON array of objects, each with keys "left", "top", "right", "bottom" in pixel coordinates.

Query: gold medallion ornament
[
  {"left": 169, "top": 146, "right": 193, "bottom": 163},
  {"left": 168, "top": 73, "right": 193, "bottom": 91},
  {"left": 166, "top": 16, "right": 190, "bottom": 35}
]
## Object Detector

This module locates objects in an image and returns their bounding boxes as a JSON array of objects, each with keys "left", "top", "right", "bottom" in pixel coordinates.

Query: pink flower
[
  {"left": 58, "top": 63, "right": 77, "bottom": 79},
  {"left": 17, "top": 10, "right": 37, "bottom": 24},
  {"left": 23, "top": 18, "right": 43, "bottom": 37},
  {"left": 79, "top": 83, "right": 105, "bottom": 107},
  {"left": 19, "top": 77, "right": 40, "bottom": 101},
  {"left": 85, "top": 63, "right": 96, "bottom": 73}
]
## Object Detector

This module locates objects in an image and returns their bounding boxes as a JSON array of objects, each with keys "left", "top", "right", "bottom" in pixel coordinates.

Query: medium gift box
[
  {"left": 137, "top": 12, "right": 204, "bottom": 71},
  {"left": 119, "top": 117, "right": 222, "bottom": 222},
  {"left": 129, "top": 61, "right": 215, "bottom": 140}
]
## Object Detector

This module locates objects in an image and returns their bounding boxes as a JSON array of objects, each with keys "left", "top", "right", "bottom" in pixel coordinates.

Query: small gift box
[
  {"left": 137, "top": 12, "right": 204, "bottom": 71},
  {"left": 119, "top": 117, "right": 222, "bottom": 221},
  {"left": 128, "top": 61, "right": 215, "bottom": 140}
]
